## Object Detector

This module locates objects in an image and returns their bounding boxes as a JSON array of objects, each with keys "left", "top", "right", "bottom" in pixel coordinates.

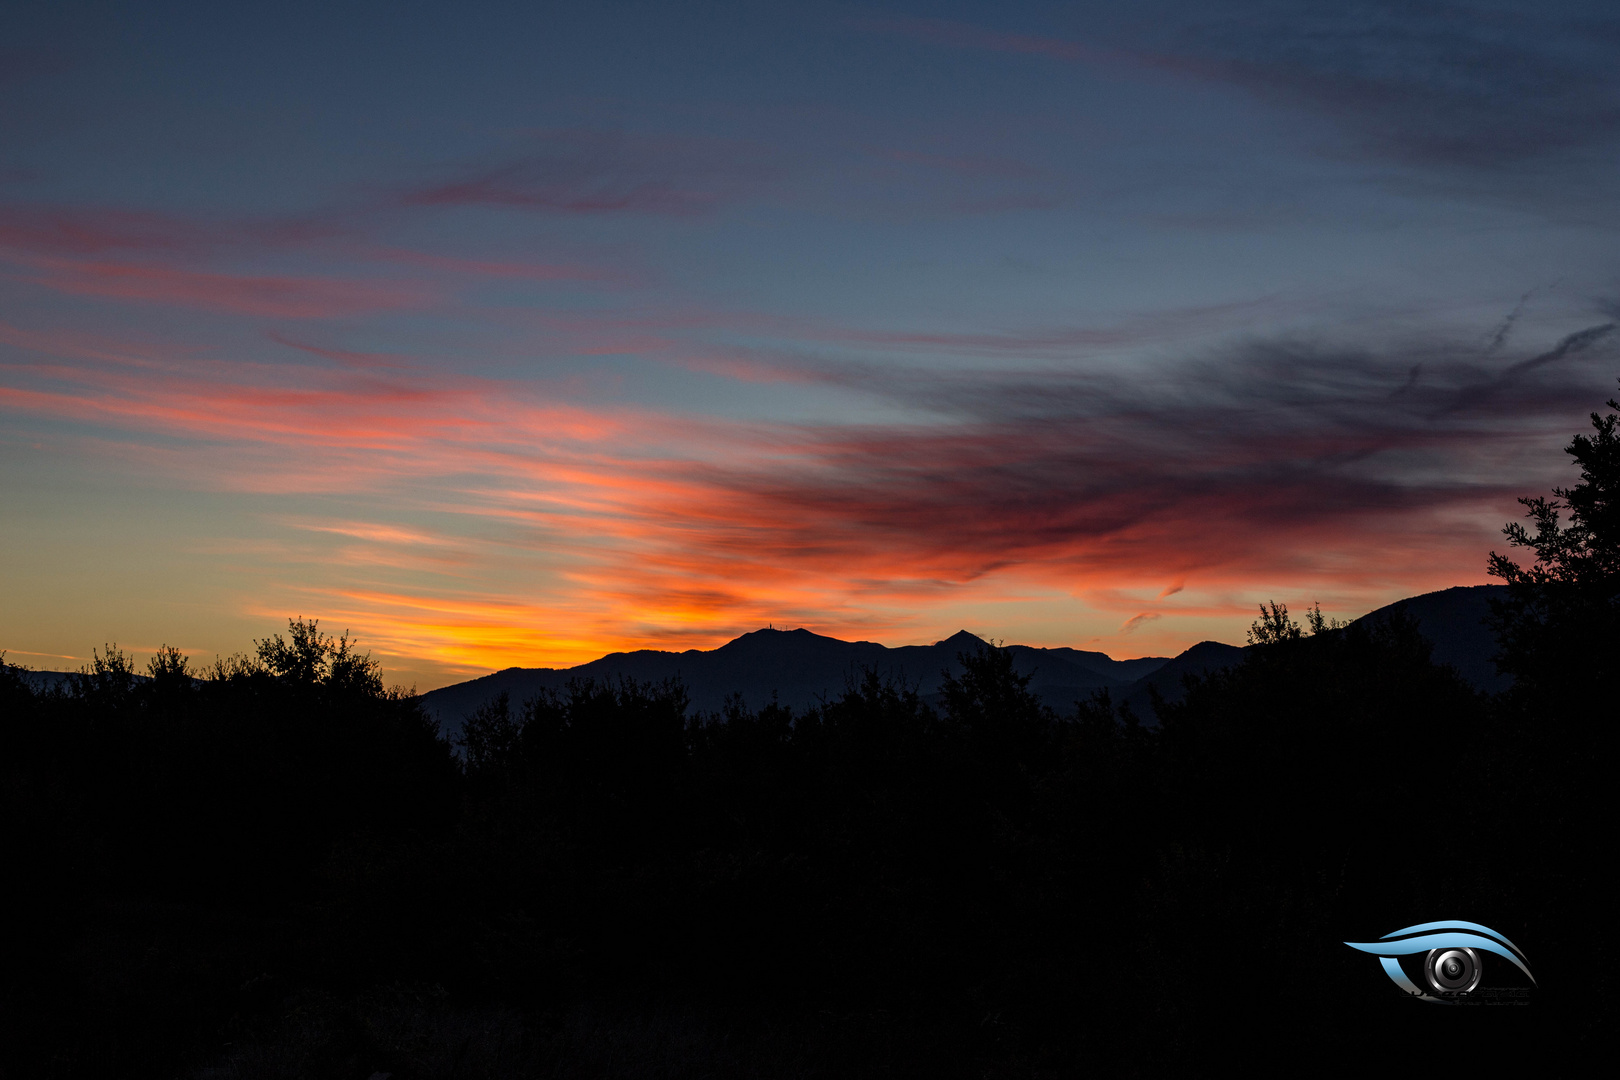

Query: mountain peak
[{"left": 936, "top": 629, "right": 987, "bottom": 648}]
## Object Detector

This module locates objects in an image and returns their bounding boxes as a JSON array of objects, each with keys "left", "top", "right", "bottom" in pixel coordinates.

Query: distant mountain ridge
[
  {"left": 17, "top": 670, "right": 111, "bottom": 694},
  {"left": 420, "top": 628, "right": 1171, "bottom": 742},
  {"left": 419, "top": 585, "right": 1514, "bottom": 739}
]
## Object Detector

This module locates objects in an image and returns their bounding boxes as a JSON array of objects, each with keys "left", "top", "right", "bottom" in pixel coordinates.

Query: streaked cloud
[
  {"left": 25, "top": 257, "right": 434, "bottom": 318},
  {"left": 406, "top": 129, "right": 778, "bottom": 216},
  {"left": 1175, "top": 1, "right": 1620, "bottom": 168},
  {"left": 874, "top": 4, "right": 1620, "bottom": 176}
]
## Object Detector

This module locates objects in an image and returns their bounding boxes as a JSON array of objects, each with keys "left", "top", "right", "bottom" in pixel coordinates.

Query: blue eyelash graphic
[{"left": 1344, "top": 921, "right": 1535, "bottom": 1002}]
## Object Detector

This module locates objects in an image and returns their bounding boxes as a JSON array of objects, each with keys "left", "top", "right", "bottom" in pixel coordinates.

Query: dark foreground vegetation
[{"left": 3, "top": 390, "right": 1616, "bottom": 1078}]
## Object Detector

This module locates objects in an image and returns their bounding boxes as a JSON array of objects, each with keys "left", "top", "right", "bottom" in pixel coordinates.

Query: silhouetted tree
[
  {"left": 458, "top": 689, "right": 521, "bottom": 772},
  {"left": 0, "top": 650, "right": 29, "bottom": 713},
  {"left": 1304, "top": 601, "right": 1344, "bottom": 635},
  {"left": 1246, "top": 599, "right": 1301, "bottom": 644},
  {"left": 256, "top": 616, "right": 384, "bottom": 695},
  {"left": 68, "top": 642, "right": 138, "bottom": 716},
  {"left": 1488, "top": 380, "right": 1620, "bottom": 700},
  {"left": 1481, "top": 381, "right": 1620, "bottom": 1038},
  {"left": 940, "top": 639, "right": 1056, "bottom": 756}
]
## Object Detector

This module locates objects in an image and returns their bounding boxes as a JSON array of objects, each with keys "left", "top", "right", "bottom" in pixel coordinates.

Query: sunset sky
[{"left": 4, "top": 1, "right": 1618, "bottom": 689}]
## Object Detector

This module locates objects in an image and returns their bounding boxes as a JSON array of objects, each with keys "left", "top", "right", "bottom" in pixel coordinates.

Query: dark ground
[{"left": 1, "top": 601, "right": 1611, "bottom": 1077}]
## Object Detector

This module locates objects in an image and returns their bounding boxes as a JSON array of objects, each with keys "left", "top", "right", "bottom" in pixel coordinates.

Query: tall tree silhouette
[
  {"left": 1487, "top": 381, "right": 1620, "bottom": 700},
  {"left": 1480, "top": 381, "right": 1620, "bottom": 1040}
]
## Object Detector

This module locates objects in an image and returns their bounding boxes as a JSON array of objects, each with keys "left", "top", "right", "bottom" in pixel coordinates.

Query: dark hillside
[
  {"left": 1118, "top": 639, "right": 1247, "bottom": 721},
  {"left": 1353, "top": 583, "right": 1510, "bottom": 692}
]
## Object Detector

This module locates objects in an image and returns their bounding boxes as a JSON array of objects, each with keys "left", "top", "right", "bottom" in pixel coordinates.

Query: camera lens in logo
[
  {"left": 1425, "top": 947, "right": 1481, "bottom": 994},
  {"left": 1345, "top": 922, "right": 1533, "bottom": 1002}
]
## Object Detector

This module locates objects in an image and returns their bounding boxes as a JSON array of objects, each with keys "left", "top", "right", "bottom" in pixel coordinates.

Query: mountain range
[
  {"left": 419, "top": 584, "right": 1511, "bottom": 741},
  {"left": 421, "top": 628, "right": 1168, "bottom": 741}
]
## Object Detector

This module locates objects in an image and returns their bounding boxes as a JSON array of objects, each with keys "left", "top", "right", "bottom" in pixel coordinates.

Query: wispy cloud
[
  {"left": 591, "top": 323, "right": 1617, "bottom": 604},
  {"left": 1120, "top": 612, "right": 1162, "bottom": 634},
  {"left": 824, "top": 296, "right": 1277, "bottom": 357},
  {"left": 368, "top": 245, "right": 633, "bottom": 285},
  {"left": 1176, "top": 2, "right": 1620, "bottom": 168},
  {"left": 23, "top": 257, "right": 434, "bottom": 318},
  {"left": 0, "top": 204, "right": 216, "bottom": 257},
  {"left": 860, "top": 4, "right": 1620, "bottom": 174},
  {"left": 0, "top": 194, "right": 630, "bottom": 321},
  {"left": 406, "top": 129, "right": 776, "bottom": 216}
]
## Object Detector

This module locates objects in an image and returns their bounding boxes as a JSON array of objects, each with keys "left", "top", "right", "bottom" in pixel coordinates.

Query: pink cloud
[
  {"left": 266, "top": 333, "right": 418, "bottom": 371},
  {"left": 0, "top": 203, "right": 215, "bottom": 257}
]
